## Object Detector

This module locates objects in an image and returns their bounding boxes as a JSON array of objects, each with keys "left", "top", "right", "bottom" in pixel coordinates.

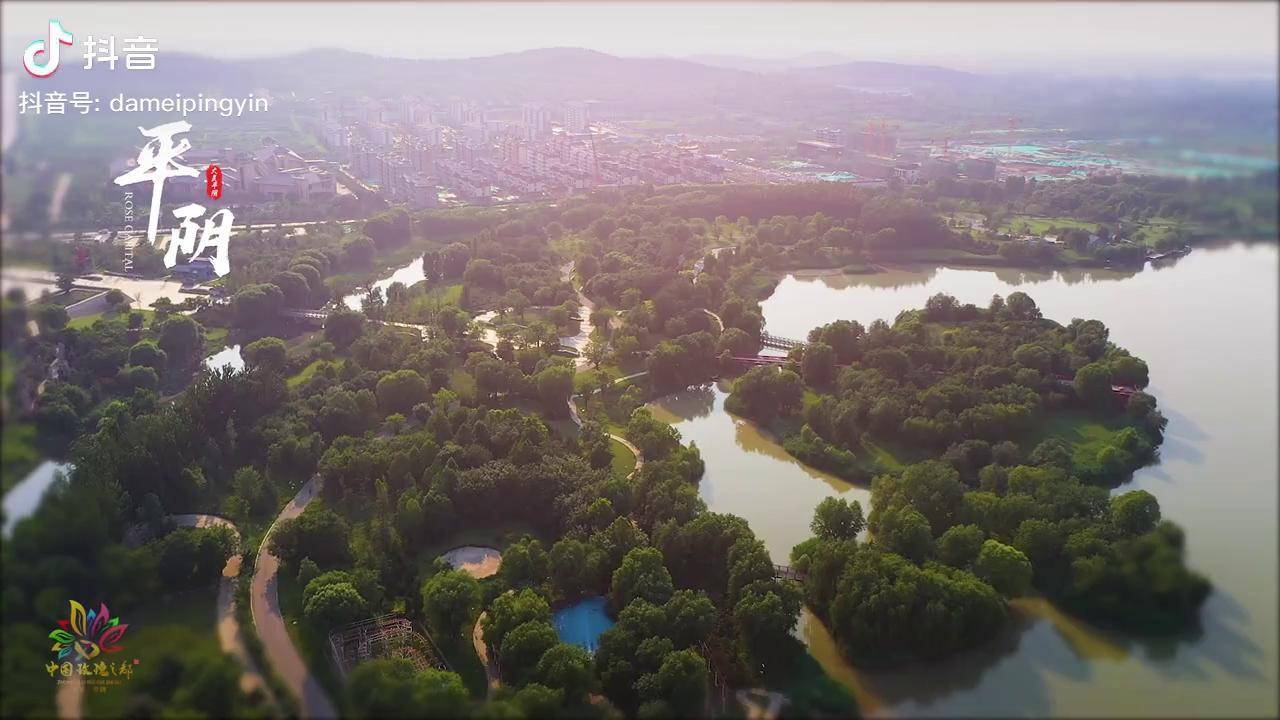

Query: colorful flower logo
[{"left": 48, "top": 601, "right": 129, "bottom": 662}]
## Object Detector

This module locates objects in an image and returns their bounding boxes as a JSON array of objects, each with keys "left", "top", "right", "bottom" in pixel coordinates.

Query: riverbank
[{"left": 664, "top": 241, "right": 1278, "bottom": 717}]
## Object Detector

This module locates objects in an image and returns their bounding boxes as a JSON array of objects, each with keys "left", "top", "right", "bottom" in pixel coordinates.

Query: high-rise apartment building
[{"left": 563, "top": 102, "right": 589, "bottom": 134}]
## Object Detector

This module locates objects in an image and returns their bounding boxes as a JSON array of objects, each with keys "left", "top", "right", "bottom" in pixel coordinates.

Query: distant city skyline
[{"left": 2, "top": 2, "right": 1277, "bottom": 79}]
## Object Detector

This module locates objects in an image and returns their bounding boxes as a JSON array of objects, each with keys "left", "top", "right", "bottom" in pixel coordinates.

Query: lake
[
  {"left": 204, "top": 344, "right": 244, "bottom": 373},
  {"left": 3, "top": 460, "right": 73, "bottom": 538},
  {"left": 652, "top": 241, "right": 1278, "bottom": 717},
  {"left": 341, "top": 257, "right": 426, "bottom": 311}
]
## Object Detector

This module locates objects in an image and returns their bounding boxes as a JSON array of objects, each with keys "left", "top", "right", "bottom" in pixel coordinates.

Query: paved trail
[
  {"left": 472, "top": 612, "right": 501, "bottom": 698},
  {"left": 59, "top": 514, "right": 269, "bottom": 718},
  {"left": 250, "top": 477, "right": 338, "bottom": 719}
]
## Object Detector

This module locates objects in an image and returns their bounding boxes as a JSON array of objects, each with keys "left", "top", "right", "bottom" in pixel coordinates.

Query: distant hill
[
  {"left": 790, "top": 60, "right": 983, "bottom": 88},
  {"left": 682, "top": 52, "right": 853, "bottom": 73},
  {"left": 227, "top": 47, "right": 772, "bottom": 109}
]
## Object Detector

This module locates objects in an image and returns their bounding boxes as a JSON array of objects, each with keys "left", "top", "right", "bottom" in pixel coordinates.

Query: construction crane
[
  {"left": 585, "top": 123, "right": 602, "bottom": 186},
  {"left": 865, "top": 118, "right": 900, "bottom": 156},
  {"left": 1006, "top": 116, "right": 1022, "bottom": 154}
]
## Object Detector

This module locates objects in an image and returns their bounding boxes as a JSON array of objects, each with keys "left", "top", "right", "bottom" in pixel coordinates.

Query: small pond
[
  {"left": 553, "top": 596, "right": 614, "bottom": 654},
  {"left": 3, "top": 461, "right": 73, "bottom": 537},
  {"left": 204, "top": 344, "right": 244, "bottom": 373},
  {"left": 440, "top": 546, "right": 502, "bottom": 579}
]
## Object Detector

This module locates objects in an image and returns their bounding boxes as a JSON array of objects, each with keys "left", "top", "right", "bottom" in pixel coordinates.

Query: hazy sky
[{"left": 4, "top": 1, "right": 1277, "bottom": 75}]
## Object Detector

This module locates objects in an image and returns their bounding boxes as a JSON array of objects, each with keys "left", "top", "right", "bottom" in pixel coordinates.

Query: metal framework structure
[{"left": 327, "top": 613, "right": 449, "bottom": 680}]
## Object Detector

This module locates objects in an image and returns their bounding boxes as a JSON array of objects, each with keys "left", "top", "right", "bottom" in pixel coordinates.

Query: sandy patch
[{"left": 442, "top": 546, "right": 502, "bottom": 579}]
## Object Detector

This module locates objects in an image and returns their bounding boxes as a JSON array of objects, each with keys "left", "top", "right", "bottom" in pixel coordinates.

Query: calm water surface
[
  {"left": 341, "top": 257, "right": 427, "bottom": 311},
  {"left": 204, "top": 344, "right": 244, "bottom": 373},
  {"left": 653, "top": 241, "right": 1278, "bottom": 717},
  {"left": 3, "top": 461, "right": 73, "bottom": 537}
]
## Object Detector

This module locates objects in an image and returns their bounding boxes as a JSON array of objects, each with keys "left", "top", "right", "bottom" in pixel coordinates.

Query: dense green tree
[
  {"left": 304, "top": 582, "right": 368, "bottom": 628},
  {"left": 127, "top": 340, "right": 167, "bottom": 370},
  {"left": 1073, "top": 362, "right": 1114, "bottom": 409},
  {"left": 534, "top": 643, "right": 593, "bottom": 704},
  {"left": 243, "top": 336, "right": 287, "bottom": 374},
  {"left": 157, "top": 315, "right": 202, "bottom": 368},
  {"left": 876, "top": 505, "right": 934, "bottom": 563},
  {"left": 973, "top": 540, "right": 1033, "bottom": 597},
  {"left": 376, "top": 369, "right": 432, "bottom": 415},
  {"left": 937, "top": 524, "right": 985, "bottom": 568},
  {"left": 484, "top": 588, "right": 552, "bottom": 650},
  {"left": 612, "top": 547, "right": 674, "bottom": 608},
  {"left": 269, "top": 504, "right": 350, "bottom": 569},
  {"left": 810, "top": 497, "right": 865, "bottom": 540},
  {"left": 655, "top": 648, "right": 708, "bottom": 715},
  {"left": 500, "top": 620, "right": 559, "bottom": 684},
  {"left": 421, "top": 570, "right": 481, "bottom": 641},
  {"left": 1111, "top": 490, "right": 1161, "bottom": 536},
  {"left": 325, "top": 309, "right": 366, "bottom": 349},
  {"left": 230, "top": 283, "right": 284, "bottom": 330},
  {"left": 801, "top": 342, "right": 838, "bottom": 387},
  {"left": 726, "top": 366, "right": 804, "bottom": 423},
  {"left": 347, "top": 659, "right": 469, "bottom": 719}
]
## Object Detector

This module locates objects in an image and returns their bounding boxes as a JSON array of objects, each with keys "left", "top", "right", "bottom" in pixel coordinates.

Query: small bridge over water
[
  {"left": 731, "top": 355, "right": 790, "bottom": 366},
  {"left": 760, "top": 332, "right": 804, "bottom": 351},
  {"left": 1051, "top": 373, "right": 1140, "bottom": 400},
  {"left": 281, "top": 308, "right": 329, "bottom": 323},
  {"left": 773, "top": 564, "right": 807, "bottom": 582}
]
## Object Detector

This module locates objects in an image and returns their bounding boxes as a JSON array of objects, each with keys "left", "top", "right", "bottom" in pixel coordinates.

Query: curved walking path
[
  {"left": 472, "top": 612, "right": 501, "bottom": 698},
  {"left": 567, "top": 383, "right": 645, "bottom": 479},
  {"left": 703, "top": 308, "right": 725, "bottom": 333},
  {"left": 168, "top": 514, "right": 269, "bottom": 699},
  {"left": 251, "top": 476, "right": 338, "bottom": 719},
  {"left": 59, "top": 514, "right": 270, "bottom": 719}
]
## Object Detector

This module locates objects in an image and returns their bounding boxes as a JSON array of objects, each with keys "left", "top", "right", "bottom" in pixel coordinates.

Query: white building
[
  {"left": 563, "top": 102, "right": 589, "bottom": 134},
  {"left": 522, "top": 103, "right": 552, "bottom": 139}
]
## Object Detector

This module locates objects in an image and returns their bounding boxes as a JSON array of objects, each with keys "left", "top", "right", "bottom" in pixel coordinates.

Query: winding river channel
[{"left": 650, "top": 240, "right": 1278, "bottom": 717}]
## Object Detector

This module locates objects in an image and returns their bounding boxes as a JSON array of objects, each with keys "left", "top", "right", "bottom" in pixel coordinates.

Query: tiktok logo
[{"left": 23, "top": 20, "right": 73, "bottom": 78}]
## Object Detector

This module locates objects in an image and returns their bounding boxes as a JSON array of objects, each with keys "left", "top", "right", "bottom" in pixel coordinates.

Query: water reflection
[
  {"left": 341, "top": 257, "right": 427, "bottom": 311},
  {"left": 648, "top": 382, "right": 868, "bottom": 562},
  {"left": 3, "top": 461, "right": 72, "bottom": 537},
  {"left": 204, "top": 344, "right": 244, "bottom": 373},
  {"left": 695, "top": 241, "right": 1278, "bottom": 716},
  {"left": 800, "top": 262, "right": 1143, "bottom": 295},
  {"left": 799, "top": 605, "right": 1038, "bottom": 717},
  {"left": 648, "top": 384, "right": 715, "bottom": 421}
]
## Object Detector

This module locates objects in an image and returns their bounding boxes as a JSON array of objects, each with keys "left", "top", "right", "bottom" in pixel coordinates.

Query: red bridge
[
  {"left": 731, "top": 355, "right": 791, "bottom": 365},
  {"left": 1052, "top": 373, "right": 1140, "bottom": 399}
]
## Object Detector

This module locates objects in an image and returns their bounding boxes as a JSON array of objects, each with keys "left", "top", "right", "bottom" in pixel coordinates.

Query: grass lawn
[
  {"left": 67, "top": 308, "right": 153, "bottom": 330},
  {"left": 1000, "top": 215, "right": 1100, "bottom": 235},
  {"left": 763, "top": 635, "right": 860, "bottom": 719},
  {"left": 202, "top": 327, "right": 230, "bottom": 356},
  {"left": 67, "top": 313, "right": 105, "bottom": 330},
  {"left": 1, "top": 422, "right": 40, "bottom": 494},
  {"left": 424, "top": 282, "right": 463, "bottom": 306},
  {"left": 608, "top": 437, "right": 637, "bottom": 478},
  {"left": 858, "top": 438, "right": 911, "bottom": 473},
  {"left": 82, "top": 591, "right": 223, "bottom": 718},
  {"left": 286, "top": 359, "right": 332, "bottom": 389},
  {"left": 448, "top": 368, "right": 477, "bottom": 403},
  {"left": 277, "top": 572, "right": 347, "bottom": 706},
  {"left": 284, "top": 330, "right": 322, "bottom": 350},
  {"left": 435, "top": 634, "right": 487, "bottom": 699},
  {"left": 1030, "top": 411, "right": 1128, "bottom": 468},
  {"left": 401, "top": 283, "right": 464, "bottom": 320},
  {"left": 46, "top": 289, "right": 100, "bottom": 307}
]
